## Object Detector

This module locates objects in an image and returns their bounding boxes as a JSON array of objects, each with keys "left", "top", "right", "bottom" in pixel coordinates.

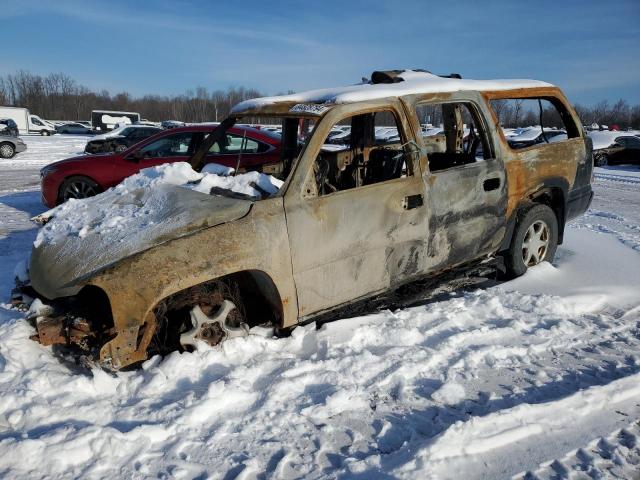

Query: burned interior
[{"left": 313, "top": 110, "right": 413, "bottom": 196}]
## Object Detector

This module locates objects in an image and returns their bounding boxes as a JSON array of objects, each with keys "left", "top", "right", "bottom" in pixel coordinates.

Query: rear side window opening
[{"left": 489, "top": 97, "right": 580, "bottom": 150}]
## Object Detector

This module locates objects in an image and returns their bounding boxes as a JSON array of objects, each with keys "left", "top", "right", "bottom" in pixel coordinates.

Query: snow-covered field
[{"left": 0, "top": 135, "right": 639, "bottom": 479}]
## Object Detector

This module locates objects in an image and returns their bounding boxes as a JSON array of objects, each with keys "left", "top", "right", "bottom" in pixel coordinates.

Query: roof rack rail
[{"left": 370, "top": 69, "right": 462, "bottom": 84}]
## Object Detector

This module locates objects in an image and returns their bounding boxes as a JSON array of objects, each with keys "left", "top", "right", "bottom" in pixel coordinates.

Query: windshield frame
[{"left": 188, "top": 110, "right": 327, "bottom": 198}]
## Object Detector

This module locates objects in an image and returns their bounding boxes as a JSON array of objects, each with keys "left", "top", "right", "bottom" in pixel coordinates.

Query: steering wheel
[
  {"left": 465, "top": 123, "right": 481, "bottom": 157},
  {"left": 313, "top": 156, "right": 336, "bottom": 195}
]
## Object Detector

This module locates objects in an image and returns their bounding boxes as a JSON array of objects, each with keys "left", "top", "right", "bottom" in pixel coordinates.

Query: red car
[{"left": 40, "top": 125, "right": 282, "bottom": 208}]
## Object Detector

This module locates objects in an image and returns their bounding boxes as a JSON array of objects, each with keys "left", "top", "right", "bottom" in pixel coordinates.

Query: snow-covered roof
[{"left": 232, "top": 70, "right": 554, "bottom": 114}]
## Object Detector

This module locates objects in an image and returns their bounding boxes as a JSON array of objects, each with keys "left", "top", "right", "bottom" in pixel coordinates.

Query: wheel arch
[
  {"left": 57, "top": 174, "right": 103, "bottom": 204},
  {"left": 223, "top": 269, "right": 285, "bottom": 327},
  {"left": 153, "top": 269, "right": 285, "bottom": 329},
  {"left": 500, "top": 178, "right": 568, "bottom": 251},
  {"left": 0, "top": 140, "right": 16, "bottom": 153}
]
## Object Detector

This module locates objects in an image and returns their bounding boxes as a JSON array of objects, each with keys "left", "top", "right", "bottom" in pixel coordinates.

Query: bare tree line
[
  {"left": 0, "top": 71, "right": 264, "bottom": 122},
  {"left": 2, "top": 70, "right": 640, "bottom": 129},
  {"left": 489, "top": 98, "right": 640, "bottom": 130}
]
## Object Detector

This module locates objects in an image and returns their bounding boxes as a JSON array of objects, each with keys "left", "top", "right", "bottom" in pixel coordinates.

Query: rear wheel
[
  {"left": 114, "top": 143, "right": 128, "bottom": 153},
  {"left": 0, "top": 142, "right": 15, "bottom": 159},
  {"left": 594, "top": 152, "right": 609, "bottom": 167},
  {"left": 503, "top": 204, "right": 558, "bottom": 278},
  {"left": 59, "top": 176, "right": 101, "bottom": 204}
]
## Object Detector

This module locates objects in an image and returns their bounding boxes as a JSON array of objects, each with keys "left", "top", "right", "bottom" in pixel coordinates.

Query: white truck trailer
[
  {"left": 0, "top": 106, "right": 56, "bottom": 135},
  {"left": 91, "top": 110, "right": 141, "bottom": 132}
]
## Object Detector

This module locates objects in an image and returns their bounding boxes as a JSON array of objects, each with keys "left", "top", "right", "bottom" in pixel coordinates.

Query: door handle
[
  {"left": 403, "top": 194, "right": 424, "bottom": 210},
  {"left": 483, "top": 177, "right": 501, "bottom": 192}
]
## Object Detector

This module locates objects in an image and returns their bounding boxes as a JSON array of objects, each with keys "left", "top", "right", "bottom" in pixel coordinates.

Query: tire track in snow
[
  {"left": 516, "top": 420, "right": 640, "bottom": 479},
  {"left": 595, "top": 172, "right": 640, "bottom": 185}
]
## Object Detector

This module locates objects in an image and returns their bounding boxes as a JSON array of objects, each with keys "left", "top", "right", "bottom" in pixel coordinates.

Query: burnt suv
[{"left": 25, "top": 69, "right": 593, "bottom": 370}]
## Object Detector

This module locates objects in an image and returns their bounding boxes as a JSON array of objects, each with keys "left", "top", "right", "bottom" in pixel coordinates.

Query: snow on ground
[{"left": 0, "top": 135, "right": 639, "bottom": 479}]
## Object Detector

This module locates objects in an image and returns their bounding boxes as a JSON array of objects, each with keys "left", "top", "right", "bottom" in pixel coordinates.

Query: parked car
[
  {"left": 135, "top": 120, "right": 161, "bottom": 127},
  {"left": 84, "top": 125, "right": 163, "bottom": 153},
  {"left": 588, "top": 131, "right": 640, "bottom": 166},
  {"left": 27, "top": 69, "right": 592, "bottom": 370},
  {"left": 0, "top": 133, "right": 27, "bottom": 158},
  {"left": 161, "top": 120, "right": 185, "bottom": 129},
  {"left": 0, "top": 118, "right": 19, "bottom": 137},
  {"left": 56, "top": 122, "right": 94, "bottom": 134},
  {"left": 40, "top": 125, "right": 281, "bottom": 207},
  {"left": 507, "top": 127, "right": 566, "bottom": 149}
]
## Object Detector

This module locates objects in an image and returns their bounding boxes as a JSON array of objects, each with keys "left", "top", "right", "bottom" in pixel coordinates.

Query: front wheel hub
[
  {"left": 63, "top": 181, "right": 98, "bottom": 200},
  {"left": 0, "top": 145, "right": 13, "bottom": 157},
  {"left": 180, "top": 300, "right": 249, "bottom": 349}
]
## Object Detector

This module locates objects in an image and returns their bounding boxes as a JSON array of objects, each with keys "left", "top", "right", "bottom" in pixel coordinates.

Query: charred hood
[{"left": 29, "top": 185, "right": 253, "bottom": 299}]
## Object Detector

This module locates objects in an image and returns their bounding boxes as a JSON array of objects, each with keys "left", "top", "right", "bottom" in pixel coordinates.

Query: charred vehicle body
[{"left": 24, "top": 70, "right": 593, "bottom": 370}]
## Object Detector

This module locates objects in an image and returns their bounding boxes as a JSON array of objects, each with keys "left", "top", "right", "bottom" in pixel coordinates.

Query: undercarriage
[
  {"left": 16, "top": 257, "right": 503, "bottom": 370},
  {"left": 15, "top": 280, "right": 261, "bottom": 370}
]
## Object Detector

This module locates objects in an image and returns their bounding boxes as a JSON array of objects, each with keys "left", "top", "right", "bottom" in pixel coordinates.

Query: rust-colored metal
[
  {"left": 32, "top": 315, "right": 93, "bottom": 347},
  {"left": 34, "top": 316, "right": 67, "bottom": 346}
]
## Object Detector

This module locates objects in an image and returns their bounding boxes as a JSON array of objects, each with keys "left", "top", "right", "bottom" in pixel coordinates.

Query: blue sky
[{"left": 3, "top": 0, "right": 640, "bottom": 104}]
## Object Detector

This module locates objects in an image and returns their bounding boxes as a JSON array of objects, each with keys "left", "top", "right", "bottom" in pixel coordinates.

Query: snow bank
[
  {"left": 505, "top": 228, "right": 640, "bottom": 310},
  {"left": 34, "top": 162, "right": 282, "bottom": 249},
  {"left": 427, "top": 374, "right": 640, "bottom": 460},
  {"left": 1, "top": 234, "right": 639, "bottom": 478}
]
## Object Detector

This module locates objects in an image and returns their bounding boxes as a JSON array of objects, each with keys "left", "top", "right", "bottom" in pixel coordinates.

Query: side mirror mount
[{"left": 127, "top": 150, "right": 145, "bottom": 162}]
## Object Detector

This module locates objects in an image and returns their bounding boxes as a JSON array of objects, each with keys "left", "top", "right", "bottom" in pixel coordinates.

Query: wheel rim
[
  {"left": 115, "top": 145, "right": 127, "bottom": 152},
  {"left": 522, "top": 220, "right": 550, "bottom": 267},
  {"left": 596, "top": 154, "right": 608, "bottom": 166},
  {"left": 62, "top": 180, "right": 98, "bottom": 201},
  {"left": 180, "top": 300, "right": 248, "bottom": 349},
  {"left": 0, "top": 145, "right": 14, "bottom": 157}
]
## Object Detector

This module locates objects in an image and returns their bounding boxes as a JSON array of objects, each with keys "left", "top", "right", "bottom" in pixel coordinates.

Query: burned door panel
[
  {"left": 284, "top": 100, "right": 429, "bottom": 317},
  {"left": 407, "top": 95, "right": 508, "bottom": 270},
  {"left": 425, "top": 162, "right": 507, "bottom": 269},
  {"left": 285, "top": 177, "right": 428, "bottom": 316}
]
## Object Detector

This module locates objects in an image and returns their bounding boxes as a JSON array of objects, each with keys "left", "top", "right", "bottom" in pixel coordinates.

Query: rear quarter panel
[{"left": 480, "top": 87, "right": 586, "bottom": 220}]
